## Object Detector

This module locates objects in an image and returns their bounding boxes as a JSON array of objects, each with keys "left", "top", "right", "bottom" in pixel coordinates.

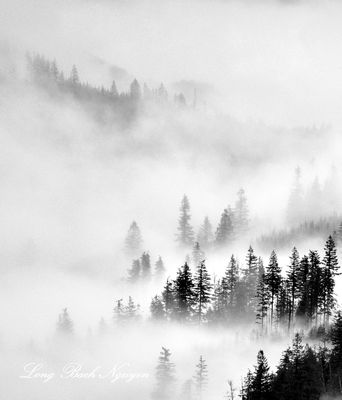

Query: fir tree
[
  {"left": 176, "top": 195, "right": 194, "bottom": 247},
  {"left": 215, "top": 207, "right": 234, "bottom": 246},
  {"left": 141, "top": 252, "right": 151, "bottom": 279},
  {"left": 110, "top": 80, "right": 118, "bottom": 96},
  {"left": 155, "top": 256, "right": 166, "bottom": 278},
  {"left": 234, "top": 189, "right": 249, "bottom": 238},
  {"left": 125, "top": 221, "right": 143, "bottom": 256},
  {"left": 152, "top": 347, "right": 175, "bottom": 400},
  {"left": 127, "top": 259, "right": 141, "bottom": 282},
  {"left": 57, "top": 308, "right": 73, "bottom": 334},
  {"left": 193, "top": 356, "right": 208, "bottom": 400},
  {"left": 70, "top": 65, "right": 79, "bottom": 85},
  {"left": 162, "top": 279, "right": 175, "bottom": 320},
  {"left": 197, "top": 216, "right": 214, "bottom": 249},
  {"left": 193, "top": 260, "right": 212, "bottom": 323},
  {"left": 173, "top": 263, "right": 195, "bottom": 321},
  {"left": 265, "top": 250, "right": 281, "bottom": 327},
  {"left": 256, "top": 272, "right": 269, "bottom": 335},
  {"left": 321, "top": 236, "right": 339, "bottom": 325},
  {"left": 244, "top": 246, "right": 259, "bottom": 312},
  {"left": 150, "top": 295, "right": 166, "bottom": 320},
  {"left": 250, "top": 350, "right": 272, "bottom": 400},
  {"left": 130, "top": 78, "right": 141, "bottom": 100},
  {"left": 192, "top": 242, "right": 205, "bottom": 268},
  {"left": 287, "top": 247, "right": 300, "bottom": 329}
]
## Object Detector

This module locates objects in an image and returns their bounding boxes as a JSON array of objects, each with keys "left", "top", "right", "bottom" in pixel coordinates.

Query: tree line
[
  {"left": 26, "top": 53, "right": 188, "bottom": 114},
  {"left": 150, "top": 236, "right": 340, "bottom": 335},
  {"left": 241, "top": 313, "right": 342, "bottom": 400}
]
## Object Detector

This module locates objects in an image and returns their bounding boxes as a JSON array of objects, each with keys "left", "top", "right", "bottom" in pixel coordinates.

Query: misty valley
[{"left": 1, "top": 1, "right": 342, "bottom": 400}]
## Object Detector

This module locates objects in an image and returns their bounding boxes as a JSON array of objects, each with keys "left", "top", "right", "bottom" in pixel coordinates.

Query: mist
[{"left": 1, "top": 0, "right": 342, "bottom": 399}]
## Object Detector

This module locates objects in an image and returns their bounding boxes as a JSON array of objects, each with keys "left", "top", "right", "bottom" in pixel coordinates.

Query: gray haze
[{"left": 1, "top": 0, "right": 342, "bottom": 399}]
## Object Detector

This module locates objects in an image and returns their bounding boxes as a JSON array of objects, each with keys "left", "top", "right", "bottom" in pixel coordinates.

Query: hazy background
[{"left": 1, "top": 0, "right": 342, "bottom": 399}]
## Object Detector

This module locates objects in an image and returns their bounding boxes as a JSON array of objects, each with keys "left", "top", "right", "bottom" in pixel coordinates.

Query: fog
[{"left": 1, "top": 0, "right": 342, "bottom": 399}]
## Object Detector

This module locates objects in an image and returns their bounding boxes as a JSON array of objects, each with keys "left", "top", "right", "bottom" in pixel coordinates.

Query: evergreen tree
[
  {"left": 197, "top": 216, "right": 214, "bottom": 249},
  {"left": 176, "top": 195, "right": 194, "bottom": 247},
  {"left": 155, "top": 256, "right": 166, "bottom": 278},
  {"left": 265, "top": 250, "right": 281, "bottom": 327},
  {"left": 141, "top": 252, "right": 151, "bottom": 279},
  {"left": 150, "top": 295, "right": 166, "bottom": 320},
  {"left": 225, "top": 255, "right": 239, "bottom": 311},
  {"left": 287, "top": 247, "right": 300, "bottom": 329},
  {"left": 127, "top": 258, "right": 141, "bottom": 282},
  {"left": 256, "top": 272, "right": 269, "bottom": 335},
  {"left": 215, "top": 207, "right": 234, "bottom": 246},
  {"left": 110, "top": 80, "right": 118, "bottom": 96},
  {"left": 125, "top": 221, "right": 143, "bottom": 256},
  {"left": 152, "top": 347, "right": 175, "bottom": 400},
  {"left": 250, "top": 350, "right": 272, "bottom": 400},
  {"left": 244, "top": 246, "right": 259, "bottom": 312},
  {"left": 193, "top": 356, "right": 208, "bottom": 400},
  {"left": 193, "top": 260, "right": 212, "bottom": 323},
  {"left": 234, "top": 189, "right": 249, "bottom": 238},
  {"left": 192, "top": 242, "right": 205, "bottom": 268},
  {"left": 321, "top": 236, "right": 339, "bottom": 325},
  {"left": 130, "top": 78, "right": 141, "bottom": 100},
  {"left": 57, "top": 308, "right": 73, "bottom": 335},
  {"left": 173, "top": 263, "right": 195, "bottom": 321},
  {"left": 162, "top": 279, "right": 175, "bottom": 320},
  {"left": 70, "top": 65, "right": 79, "bottom": 85}
]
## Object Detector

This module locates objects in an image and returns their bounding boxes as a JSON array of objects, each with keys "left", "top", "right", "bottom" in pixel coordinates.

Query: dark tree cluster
[
  {"left": 242, "top": 314, "right": 342, "bottom": 400},
  {"left": 176, "top": 191, "right": 249, "bottom": 250},
  {"left": 151, "top": 236, "right": 339, "bottom": 335}
]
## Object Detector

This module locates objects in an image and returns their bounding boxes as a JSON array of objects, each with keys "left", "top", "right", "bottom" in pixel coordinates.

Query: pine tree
[
  {"left": 193, "top": 356, "right": 208, "bottom": 400},
  {"left": 57, "top": 308, "right": 73, "bottom": 334},
  {"left": 130, "top": 78, "right": 141, "bottom": 100},
  {"left": 125, "top": 221, "right": 143, "bottom": 256},
  {"left": 113, "top": 298, "right": 125, "bottom": 324},
  {"left": 244, "top": 246, "right": 259, "bottom": 313},
  {"left": 265, "top": 250, "right": 281, "bottom": 328},
  {"left": 110, "top": 80, "right": 118, "bottom": 96},
  {"left": 296, "top": 255, "right": 310, "bottom": 323},
  {"left": 234, "top": 189, "right": 249, "bottom": 238},
  {"left": 176, "top": 195, "right": 194, "bottom": 247},
  {"left": 287, "top": 247, "right": 300, "bottom": 329},
  {"left": 193, "top": 260, "right": 212, "bottom": 323},
  {"left": 256, "top": 272, "right": 269, "bottom": 335},
  {"left": 70, "top": 65, "right": 79, "bottom": 85},
  {"left": 197, "top": 216, "right": 214, "bottom": 249},
  {"left": 126, "top": 296, "right": 139, "bottom": 319},
  {"left": 151, "top": 347, "right": 175, "bottom": 400},
  {"left": 173, "top": 263, "right": 195, "bottom": 321},
  {"left": 141, "top": 252, "right": 151, "bottom": 279},
  {"left": 215, "top": 207, "right": 234, "bottom": 246},
  {"left": 127, "top": 259, "right": 141, "bottom": 282},
  {"left": 192, "top": 242, "right": 205, "bottom": 268},
  {"left": 150, "top": 295, "right": 166, "bottom": 320},
  {"left": 162, "top": 279, "right": 175, "bottom": 320},
  {"left": 225, "top": 255, "right": 239, "bottom": 311},
  {"left": 322, "top": 236, "right": 339, "bottom": 325},
  {"left": 250, "top": 350, "right": 272, "bottom": 400},
  {"left": 155, "top": 256, "right": 166, "bottom": 278},
  {"left": 307, "top": 250, "right": 322, "bottom": 326}
]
